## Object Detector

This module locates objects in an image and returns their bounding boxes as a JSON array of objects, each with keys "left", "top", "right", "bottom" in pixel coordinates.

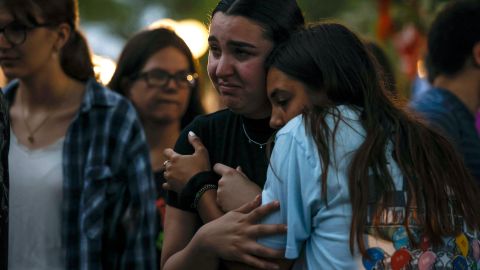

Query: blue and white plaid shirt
[{"left": 5, "top": 79, "right": 157, "bottom": 270}]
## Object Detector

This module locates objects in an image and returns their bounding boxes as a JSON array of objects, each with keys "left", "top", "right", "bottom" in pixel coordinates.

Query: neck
[
  {"left": 433, "top": 69, "right": 480, "bottom": 115},
  {"left": 143, "top": 120, "right": 181, "bottom": 171},
  {"left": 241, "top": 101, "right": 272, "bottom": 120},
  {"left": 18, "top": 63, "right": 82, "bottom": 111}
]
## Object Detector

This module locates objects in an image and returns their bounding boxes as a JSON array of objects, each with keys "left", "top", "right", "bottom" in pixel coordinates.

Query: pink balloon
[
  {"left": 473, "top": 239, "right": 480, "bottom": 261},
  {"left": 418, "top": 251, "right": 436, "bottom": 270}
]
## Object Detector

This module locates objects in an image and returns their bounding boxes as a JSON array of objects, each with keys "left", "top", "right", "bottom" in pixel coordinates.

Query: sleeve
[
  {"left": 257, "top": 131, "right": 320, "bottom": 260},
  {"left": 165, "top": 116, "right": 220, "bottom": 212},
  {"left": 120, "top": 104, "right": 157, "bottom": 269}
]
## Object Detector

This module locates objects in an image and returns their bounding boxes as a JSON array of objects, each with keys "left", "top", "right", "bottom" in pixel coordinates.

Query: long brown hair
[{"left": 268, "top": 22, "right": 480, "bottom": 255}]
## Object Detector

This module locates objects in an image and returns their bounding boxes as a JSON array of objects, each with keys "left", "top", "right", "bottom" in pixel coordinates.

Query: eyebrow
[
  {"left": 207, "top": 36, "right": 257, "bottom": 49},
  {"left": 227, "top": 40, "right": 257, "bottom": 49},
  {"left": 269, "top": 88, "right": 290, "bottom": 99}
]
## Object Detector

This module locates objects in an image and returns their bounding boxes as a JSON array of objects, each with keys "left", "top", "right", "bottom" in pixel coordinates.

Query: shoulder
[
  {"left": 183, "top": 108, "right": 239, "bottom": 138},
  {"left": 274, "top": 115, "right": 317, "bottom": 166},
  {"left": 2, "top": 80, "right": 19, "bottom": 104},
  {"left": 80, "top": 79, "right": 138, "bottom": 120},
  {"left": 275, "top": 115, "right": 308, "bottom": 148},
  {"left": 410, "top": 88, "right": 457, "bottom": 115},
  {"left": 83, "top": 79, "right": 132, "bottom": 108},
  {"left": 190, "top": 109, "right": 236, "bottom": 125}
]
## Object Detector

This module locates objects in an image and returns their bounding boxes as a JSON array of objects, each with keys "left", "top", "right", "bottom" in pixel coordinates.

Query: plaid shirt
[
  {"left": 4, "top": 79, "right": 157, "bottom": 270},
  {"left": 0, "top": 90, "right": 9, "bottom": 270}
]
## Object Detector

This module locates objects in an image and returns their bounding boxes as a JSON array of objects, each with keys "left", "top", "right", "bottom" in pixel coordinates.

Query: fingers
[
  {"left": 235, "top": 254, "right": 281, "bottom": 270},
  {"left": 163, "top": 148, "right": 177, "bottom": 160},
  {"left": 246, "top": 244, "right": 286, "bottom": 259},
  {"left": 246, "top": 200, "right": 280, "bottom": 221},
  {"left": 236, "top": 166, "right": 248, "bottom": 178},
  {"left": 246, "top": 223, "right": 287, "bottom": 238},
  {"left": 187, "top": 131, "right": 206, "bottom": 153},
  {"left": 235, "top": 194, "right": 262, "bottom": 214},
  {"left": 213, "top": 163, "right": 235, "bottom": 176},
  {"left": 162, "top": 182, "right": 172, "bottom": 191}
]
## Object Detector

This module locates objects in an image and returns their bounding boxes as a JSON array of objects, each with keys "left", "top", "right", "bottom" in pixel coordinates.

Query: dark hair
[
  {"left": 0, "top": 0, "right": 95, "bottom": 82},
  {"left": 364, "top": 40, "right": 396, "bottom": 93},
  {"left": 212, "top": 0, "right": 305, "bottom": 46},
  {"left": 426, "top": 0, "right": 480, "bottom": 83},
  {"left": 269, "top": 22, "right": 480, "bottom": 256},
  {"left": 108, "top": 27, "right": 205, "bottom": 128}
]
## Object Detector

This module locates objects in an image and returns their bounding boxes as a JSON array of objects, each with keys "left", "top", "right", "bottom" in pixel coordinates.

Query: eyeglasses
[
  {"left": 0, "top": 21, "right": 52, "bottom": 46},
  {"left": 136, "top": 68, "right": 198, "bottom": 89}
]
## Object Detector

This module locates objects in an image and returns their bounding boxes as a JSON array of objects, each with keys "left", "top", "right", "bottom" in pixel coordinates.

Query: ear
[
  {"left": 473, "top": 41, "right": 480, "bottom": 67},
  {"left": 53, "top": 23, "right": 72, "bottom": 52}
]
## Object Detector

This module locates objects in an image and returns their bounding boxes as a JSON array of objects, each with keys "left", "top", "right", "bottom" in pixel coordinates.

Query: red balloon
[{"left": 391, "top": 249, "right": 412, "bottom": 270}]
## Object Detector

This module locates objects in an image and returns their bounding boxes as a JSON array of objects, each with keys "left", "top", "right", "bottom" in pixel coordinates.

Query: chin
[{"left": 151, "top": 116, "right": 178, "bottom": 125}]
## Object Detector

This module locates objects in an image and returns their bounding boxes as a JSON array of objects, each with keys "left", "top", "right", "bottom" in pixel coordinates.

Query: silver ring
[{"left": 163, "top": 160, "right": 170, "bottom": 166}]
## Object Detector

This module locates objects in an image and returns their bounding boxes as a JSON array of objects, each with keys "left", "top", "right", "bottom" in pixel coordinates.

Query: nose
[
  {"left": 215, "top": 55, "right": 234, "bottom": 78},
  {"left": 269, "top": 109, "right": 285, "bottom": 129},
  {"left": 162, "top": 78, "right": 179, "bottom": 93}
]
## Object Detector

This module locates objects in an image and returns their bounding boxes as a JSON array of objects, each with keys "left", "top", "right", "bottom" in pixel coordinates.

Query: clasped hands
[
  {"left": 162, "top": 131, "right": 261, "bottom": 211},
  {"left": 162, "top": 131, "right": 287, "bottom": 269}
]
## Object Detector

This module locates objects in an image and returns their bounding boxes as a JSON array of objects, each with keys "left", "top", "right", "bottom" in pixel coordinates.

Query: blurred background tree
[{"left": 78, "top": 0, "right": 451, "bottom": 102}]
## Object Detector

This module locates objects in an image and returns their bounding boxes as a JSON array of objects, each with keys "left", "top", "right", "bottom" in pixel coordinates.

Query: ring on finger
[{"left": 163, "top": 160, "right": 170, "bottom": 166}]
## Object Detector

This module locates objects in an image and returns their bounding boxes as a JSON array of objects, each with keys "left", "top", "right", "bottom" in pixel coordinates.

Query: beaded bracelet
[
  {"left": 192, "top": 184, "right": 218, "bottom": 209},
  {"left": 178, "top": 171, "right": 218, "bottom": 210}
]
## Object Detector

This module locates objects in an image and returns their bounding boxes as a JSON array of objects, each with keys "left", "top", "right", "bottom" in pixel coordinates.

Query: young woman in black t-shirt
[{"left": 160, "top": 0, "right": 305, "bottom": 269}]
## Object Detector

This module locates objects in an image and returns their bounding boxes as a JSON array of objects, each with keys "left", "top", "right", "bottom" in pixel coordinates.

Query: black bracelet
[
  {"left": 192, "top": 184, "right": 218, "bottom": 209},
  {"left": 178, "top": 171, "right": 218, "bottom": 210}
]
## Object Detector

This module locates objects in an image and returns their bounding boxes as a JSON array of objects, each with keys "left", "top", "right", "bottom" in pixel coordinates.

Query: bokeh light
[
  {"left": 148, "top": 18, "right": 209, "bottom": 59},
  {"left": 92, "top": 54, "right": 117, "bottom": 85}
]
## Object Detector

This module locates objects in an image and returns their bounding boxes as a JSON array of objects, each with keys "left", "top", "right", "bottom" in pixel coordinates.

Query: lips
[
  {"left": 153, "top": 99, "right": 180, "bottom": 105},
  {"left": 0, "top": 55, "right": 19, "bottom": 64},
  {"left": 218, "top": 82, "right": 241, "bottom": 96}
]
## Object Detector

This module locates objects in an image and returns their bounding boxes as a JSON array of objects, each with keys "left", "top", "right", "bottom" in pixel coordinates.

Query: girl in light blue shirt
[{"left": 259, "top": 23, "right": 480, "bottom": 270}]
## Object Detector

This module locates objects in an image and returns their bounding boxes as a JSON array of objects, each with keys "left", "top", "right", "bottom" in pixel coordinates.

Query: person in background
[
  {"left": 160, "top": 0, "right": 305, "bottom": 269},
  {"left": 0, "top": 0, "right": 156, "bottom": 268},
  {"left": 108, "top": 27, "right": 205, "bottom": 261},
  {"left": 0, "top": 90, "right": 9, "bottom": 270},
  {"left": 256, "top": 22, "right": 480, "bottom": 269},
  {"left": 410, "top": 0, "right": 480, "bottom": 182}
]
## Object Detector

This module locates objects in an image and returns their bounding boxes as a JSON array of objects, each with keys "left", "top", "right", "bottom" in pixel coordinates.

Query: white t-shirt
[{"left": 8, "top": 129, "right": 65, "bottom": 270}]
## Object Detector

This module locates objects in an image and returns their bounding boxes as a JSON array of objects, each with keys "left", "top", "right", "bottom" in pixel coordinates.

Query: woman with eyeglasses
[
  {"left": 108, "top": 27, "right": 205, "bottom": 263},
  {"left": 0, "top": 0, "right": 157, "bottom": 269}
]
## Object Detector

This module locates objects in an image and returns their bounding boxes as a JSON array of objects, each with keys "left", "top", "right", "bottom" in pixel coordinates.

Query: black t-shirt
[{"left": 166, "top": 109, "right": 275, "bottom": 212}]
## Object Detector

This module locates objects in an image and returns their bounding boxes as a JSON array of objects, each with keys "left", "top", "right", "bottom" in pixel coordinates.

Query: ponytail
[{"left": 60, "top": 28, "right": 95, "bottom": 82}]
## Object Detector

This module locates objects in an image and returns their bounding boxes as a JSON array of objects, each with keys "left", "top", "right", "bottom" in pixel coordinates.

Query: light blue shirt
[{"left": 259, "top": 106, "right": 403, "bottom": 269}]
